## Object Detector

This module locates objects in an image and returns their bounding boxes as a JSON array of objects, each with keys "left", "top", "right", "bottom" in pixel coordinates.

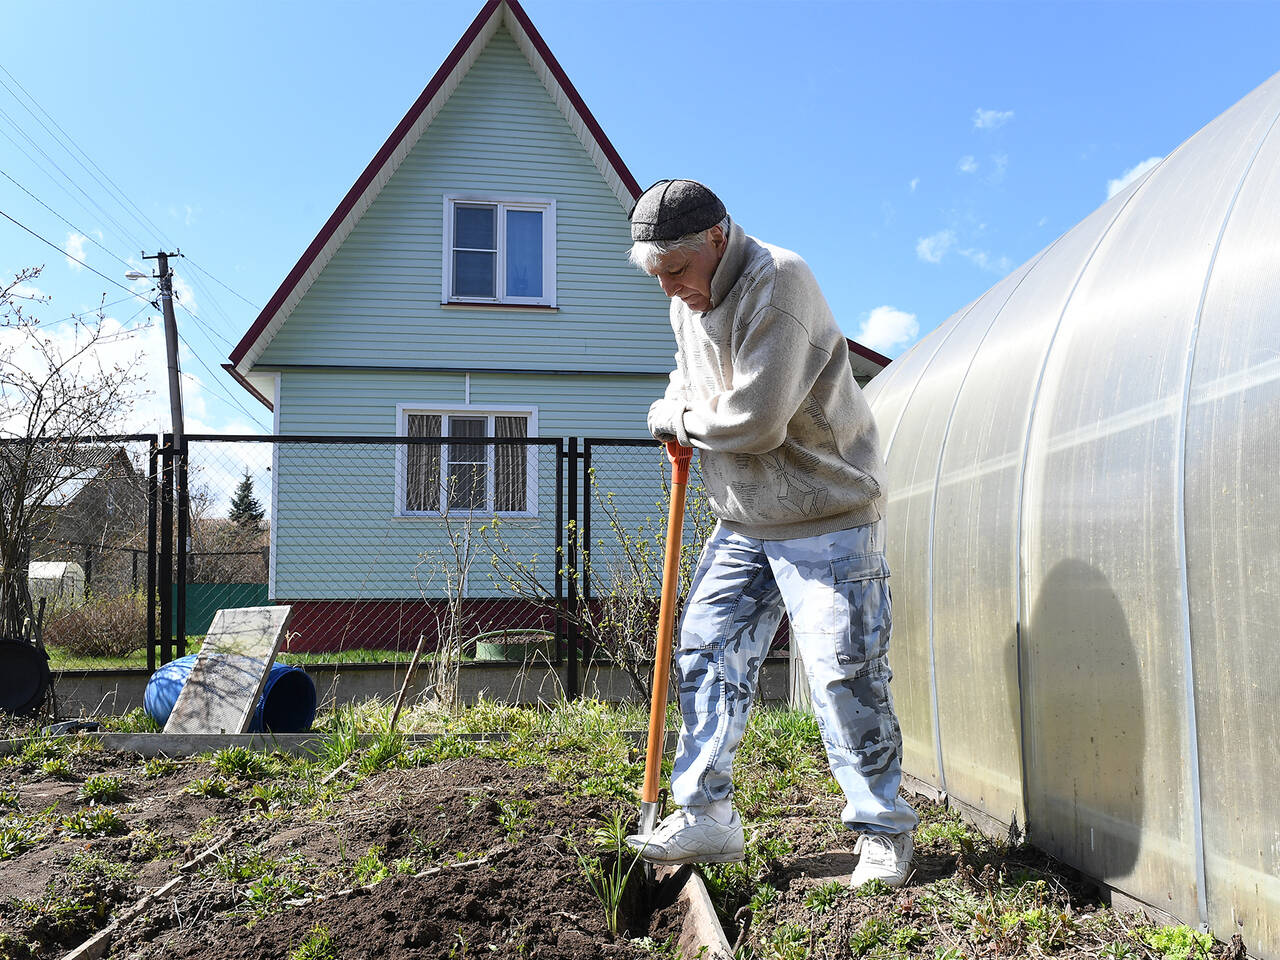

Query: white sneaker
[
  {"left": 850, "top": 832, "right": 913, "bottom": 889},
  {"left": 625, "top": 808, "right": 745, "bottom": 865}
]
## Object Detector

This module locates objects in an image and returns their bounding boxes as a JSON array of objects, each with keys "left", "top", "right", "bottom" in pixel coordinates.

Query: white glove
[{"left": 647, "top": 397, "right": 688, "bottom": 445}]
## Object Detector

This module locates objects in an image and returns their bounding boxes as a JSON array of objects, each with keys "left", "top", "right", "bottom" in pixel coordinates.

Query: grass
[
  {"left": 61, "top": 808, "right": 126, "bottom": 837},
  {"left": 77, "top": 775, "right": 125, "bottom": 803},
  {"left": 140, "top": 757, "right": 178, "bottom": 778},
  {"left": 352, "top": 846, "right": 390, "bottom": 885},
  {"left": 46, "top": 638, "right": 435, "bottom": 672},
  {"left": 290, "top": 924, "right": 337, "bottom": 960},
  {"left": 210, "top": 745, "right": 278, "bottom": 780},
  {"left": 0, "top": 823, "right": 41, "bottom": 860},
  {"left": 186, "top": 777, "right": 231, "bottom": 798},
  {"left": 569, "top": 810, "right": 645, "bottom": 937}
]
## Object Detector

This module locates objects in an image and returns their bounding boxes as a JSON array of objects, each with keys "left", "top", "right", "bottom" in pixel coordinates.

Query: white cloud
[
  {"left": 990, "top": 153, "right": 1008, "bottom": 182},
  {"left": 908, "top": 177, "right": 919, "bottom": 193},
  {"left": 974, "top": 108, "right": 1014, "bottom": 130},
  {"left": 959, "top": 248, "right": 1013, "bottom": 274},
  {"left": 958, "top": 155, "right": 978, "bottom": 174},
  {"left": 1037, "top": 216, "right": 1048, "bottom": 227},
  {"left": 856, "top": 306, "right": 919, "bottom": 356},
  {"left": 1106, "top": 155, "right": 1163, "bottom": 199},
  {"left": 916, "top": 230, "right": 955, "bottom": 264},
  {"left": 64, "top": 233, "right": 88, "bottom": 271}
]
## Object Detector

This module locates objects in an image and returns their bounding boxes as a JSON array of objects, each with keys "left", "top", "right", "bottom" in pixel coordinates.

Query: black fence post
[
  {"left": 146, "top": 436, "right": 158, "bottom": 674},
  {"left": 581, "top": 440, "right": 593, "bottom": 666},
  {"left": 175, "top": 443, "right": 189, "bottom": 658},
  {"left": 566, "top": 436, "right": 579, "bottom": 700},
  {"left": 554, "top": 439, "right": 564, "bottom": 668},
  {"left": 158, "top": 434, "right": 174, "bottom": 666}
]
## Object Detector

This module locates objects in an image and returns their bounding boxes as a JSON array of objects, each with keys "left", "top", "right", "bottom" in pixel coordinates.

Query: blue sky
[{"left": 2, "top": 0, "right": 1279, "bottom": 436}]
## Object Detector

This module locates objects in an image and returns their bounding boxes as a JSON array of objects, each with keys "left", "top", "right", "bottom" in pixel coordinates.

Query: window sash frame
[
  {"left": 395, "top": 404, "right": 538, "bottom": 518},
  {"left": 441, "top": 194, "right": 556, "bottom": 307}
]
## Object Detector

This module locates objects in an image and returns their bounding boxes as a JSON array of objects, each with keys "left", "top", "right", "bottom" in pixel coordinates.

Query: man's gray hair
[{"left": 628, "top": 216, "right": 730, "bottom": 273}]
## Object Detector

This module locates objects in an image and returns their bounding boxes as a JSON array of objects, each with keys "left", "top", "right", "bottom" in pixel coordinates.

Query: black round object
[{"left": 0, "top": 638, "right": 50, "bottom": 717}]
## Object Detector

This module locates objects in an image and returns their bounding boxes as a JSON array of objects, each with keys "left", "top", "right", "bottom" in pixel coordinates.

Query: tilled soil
[{"left": 0, "top": 744, "right": 681, "bottom": 960}]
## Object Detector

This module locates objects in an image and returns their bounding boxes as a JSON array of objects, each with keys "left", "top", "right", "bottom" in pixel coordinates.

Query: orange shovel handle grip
[{"left": 666, "top": 440, "right": 692, "bottom": 485}]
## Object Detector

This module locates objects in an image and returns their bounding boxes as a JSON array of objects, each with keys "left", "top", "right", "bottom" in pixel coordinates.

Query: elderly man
[{"left": 623, "top": 180, "right": 918, "bottom": 888}]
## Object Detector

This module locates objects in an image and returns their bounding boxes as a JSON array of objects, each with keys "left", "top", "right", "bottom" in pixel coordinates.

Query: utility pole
[
  {"left": 142, "top": 251, "right": 184, "bottom": 449},
  {"left": 141, "top": 250, "right": 188, "bottom": 659}
]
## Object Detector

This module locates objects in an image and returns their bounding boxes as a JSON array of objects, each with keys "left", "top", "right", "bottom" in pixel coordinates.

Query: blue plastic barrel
[{"left": 144, "top": 655, "right": 316, "bottom": 733}]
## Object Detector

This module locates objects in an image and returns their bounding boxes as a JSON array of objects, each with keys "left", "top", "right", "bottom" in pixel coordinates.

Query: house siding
[
  {"left": 269, "top": 369, "right": 665, "bottom": 602},
  {"left": 256, "top": 27, "right": 670, "bottom": 373}
]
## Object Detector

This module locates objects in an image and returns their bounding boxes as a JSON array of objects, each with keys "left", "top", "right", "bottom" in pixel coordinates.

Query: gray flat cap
[{"left": 629, "top": 179, "right": 727, "bottom": 241}]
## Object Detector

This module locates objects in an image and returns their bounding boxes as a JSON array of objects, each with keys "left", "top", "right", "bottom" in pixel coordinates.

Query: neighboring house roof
[
  {"left": 848, "top": 340, "right": 891, "bottom": 382},
  {"left": 227, "top": 0, "right": 890, "bottom": 408},
  {"left": 0, "top": 445, "right": 130, "bottom": 510}
]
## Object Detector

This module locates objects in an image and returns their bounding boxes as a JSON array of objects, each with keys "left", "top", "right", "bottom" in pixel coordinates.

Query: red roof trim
[
  {"left": 503, "top": 0, "right": 642, "bottom": 201},
  {"left": 230, "top": 0, "right": 503, "bottom": 367},
  {"left": 221, "top": 363, "right": 274, "bottom": 411},
  {"left": 846, "top": 338, "right": 891, "bottom": 369},
  {"left": 229, "top": 0, "right": 644, "bottom": 372}
]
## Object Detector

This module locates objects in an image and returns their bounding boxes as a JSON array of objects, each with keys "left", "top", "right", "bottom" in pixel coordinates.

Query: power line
[
  {"left": 0, "top": 100, "right": 149, "bottom": 253},
  {"left": 39, "top": 294, "right": 146, "bottom": 329},
  {"left": 0, "top": 167, "right": 137, "bottom": 273},
  {"left": 0, "top": 205, "right": 155, "bottom": 304},
  {"left": 175, "top": 327, "right": 266, "bottom": 423},
  {"left": 3, "top": 162, "right": 248, "bottom": 351},
  {"left": 0, "top": 65, "right": 265, "bottom": 426},
  {"left": 183, "top": 255, "right": 261, "bottom": 310},
  {"left": 0, "top": 63, "right": 169, "bottom": 250},
  {"left": 0, "top": 65, "right": 261, "bottom": 346},
  {"left": 174, "top": 296, "right": 235, "bottom": 352}
]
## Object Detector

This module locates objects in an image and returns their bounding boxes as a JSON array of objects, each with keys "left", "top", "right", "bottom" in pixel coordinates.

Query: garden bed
[
  {"left": 0, "top": 702, "right": 1246, "bottom": 960},
  {"left": 0, "top": 707, "right": 687, "bottom": 960}
]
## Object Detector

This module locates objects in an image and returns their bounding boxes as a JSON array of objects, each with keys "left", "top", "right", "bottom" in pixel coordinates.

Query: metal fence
[{"left": 11, "top": 433, "right": 735, "bottom": 695}]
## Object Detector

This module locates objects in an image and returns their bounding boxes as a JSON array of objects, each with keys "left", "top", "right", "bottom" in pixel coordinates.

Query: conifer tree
[{"left": 228, "top": 470, "right": 265, "bottom": 530}]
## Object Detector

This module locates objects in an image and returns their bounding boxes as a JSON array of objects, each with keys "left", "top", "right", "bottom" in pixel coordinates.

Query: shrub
[{"left": 42, "top": 592, "right": 148, "bottom": 658}]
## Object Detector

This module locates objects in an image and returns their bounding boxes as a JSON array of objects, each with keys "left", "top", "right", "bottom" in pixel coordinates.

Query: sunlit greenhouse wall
[{"left": 863, "top": 70, "right": 1280, "bottom": 957}]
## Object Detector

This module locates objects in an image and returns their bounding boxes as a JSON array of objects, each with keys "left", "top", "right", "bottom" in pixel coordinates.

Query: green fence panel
[{"left": 175, "top": 583, "right": 269, "bottom": 636}]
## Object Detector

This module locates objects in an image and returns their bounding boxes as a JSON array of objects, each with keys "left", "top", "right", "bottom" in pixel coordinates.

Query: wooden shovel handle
[{"left": 642, "top": 442, "right": 692, "bottom": 805}]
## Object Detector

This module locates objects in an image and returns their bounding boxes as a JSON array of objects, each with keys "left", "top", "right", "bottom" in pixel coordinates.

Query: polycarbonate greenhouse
[{"left": 864, "top": 71, "right": 1280, "bottom": 954}]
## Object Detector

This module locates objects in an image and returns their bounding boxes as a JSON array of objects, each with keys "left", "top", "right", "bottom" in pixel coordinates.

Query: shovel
[{"left": 638, "top": 440, "right": 693, "bottom": 837}]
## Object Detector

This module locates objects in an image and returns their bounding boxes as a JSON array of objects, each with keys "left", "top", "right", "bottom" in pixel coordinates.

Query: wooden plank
[{"left": 163, "top": 606, "right": 293, "bottom": 735}]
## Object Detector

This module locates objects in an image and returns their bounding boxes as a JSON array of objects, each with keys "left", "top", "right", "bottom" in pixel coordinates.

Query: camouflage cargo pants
[{"left": 671, "top": 521, "right": 918, "bottom": 835}]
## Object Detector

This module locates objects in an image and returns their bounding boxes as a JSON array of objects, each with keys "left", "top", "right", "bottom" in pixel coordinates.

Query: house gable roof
[
  {"left": 227, "top": 0, "right": 891, "bottom": 408},
  {"left": 229, "top": 0, "right": 641, "bottom": 381}
]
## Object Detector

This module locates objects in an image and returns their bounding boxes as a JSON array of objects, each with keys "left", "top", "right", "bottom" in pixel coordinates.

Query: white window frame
[
  {"left": 441, "top": 194, "right": 557, "bottom": 307},
  {"left": 395, "top": 403, "right": 539, "bottom": 518}
]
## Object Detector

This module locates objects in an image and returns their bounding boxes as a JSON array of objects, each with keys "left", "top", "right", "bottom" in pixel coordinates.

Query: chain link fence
[
  {"left": 182, "top": 436, "right": 566, "bottom": 671},
  {"left": 6, "top": 434, "right": 790, "bottom": 699}
]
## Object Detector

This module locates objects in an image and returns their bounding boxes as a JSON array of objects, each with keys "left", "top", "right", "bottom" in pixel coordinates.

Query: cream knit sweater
[{"left": 651, "top": 220, "right": 885, "bottom": 540}]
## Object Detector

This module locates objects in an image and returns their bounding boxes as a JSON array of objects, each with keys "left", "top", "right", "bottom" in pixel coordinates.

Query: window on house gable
[
  {"left": 443, "top": 196, "right": 555, "bottom": 306},
  {"left": 403, "top": 410, "right": 533, "bottom": 515}
]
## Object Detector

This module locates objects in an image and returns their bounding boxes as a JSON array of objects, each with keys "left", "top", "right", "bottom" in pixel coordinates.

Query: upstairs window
[
  {"left": 400, "top": 408, "right": 536, "bottom": 516},
  {"left": 442, "top": 196, "right": 556, "bottom": 306}
]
